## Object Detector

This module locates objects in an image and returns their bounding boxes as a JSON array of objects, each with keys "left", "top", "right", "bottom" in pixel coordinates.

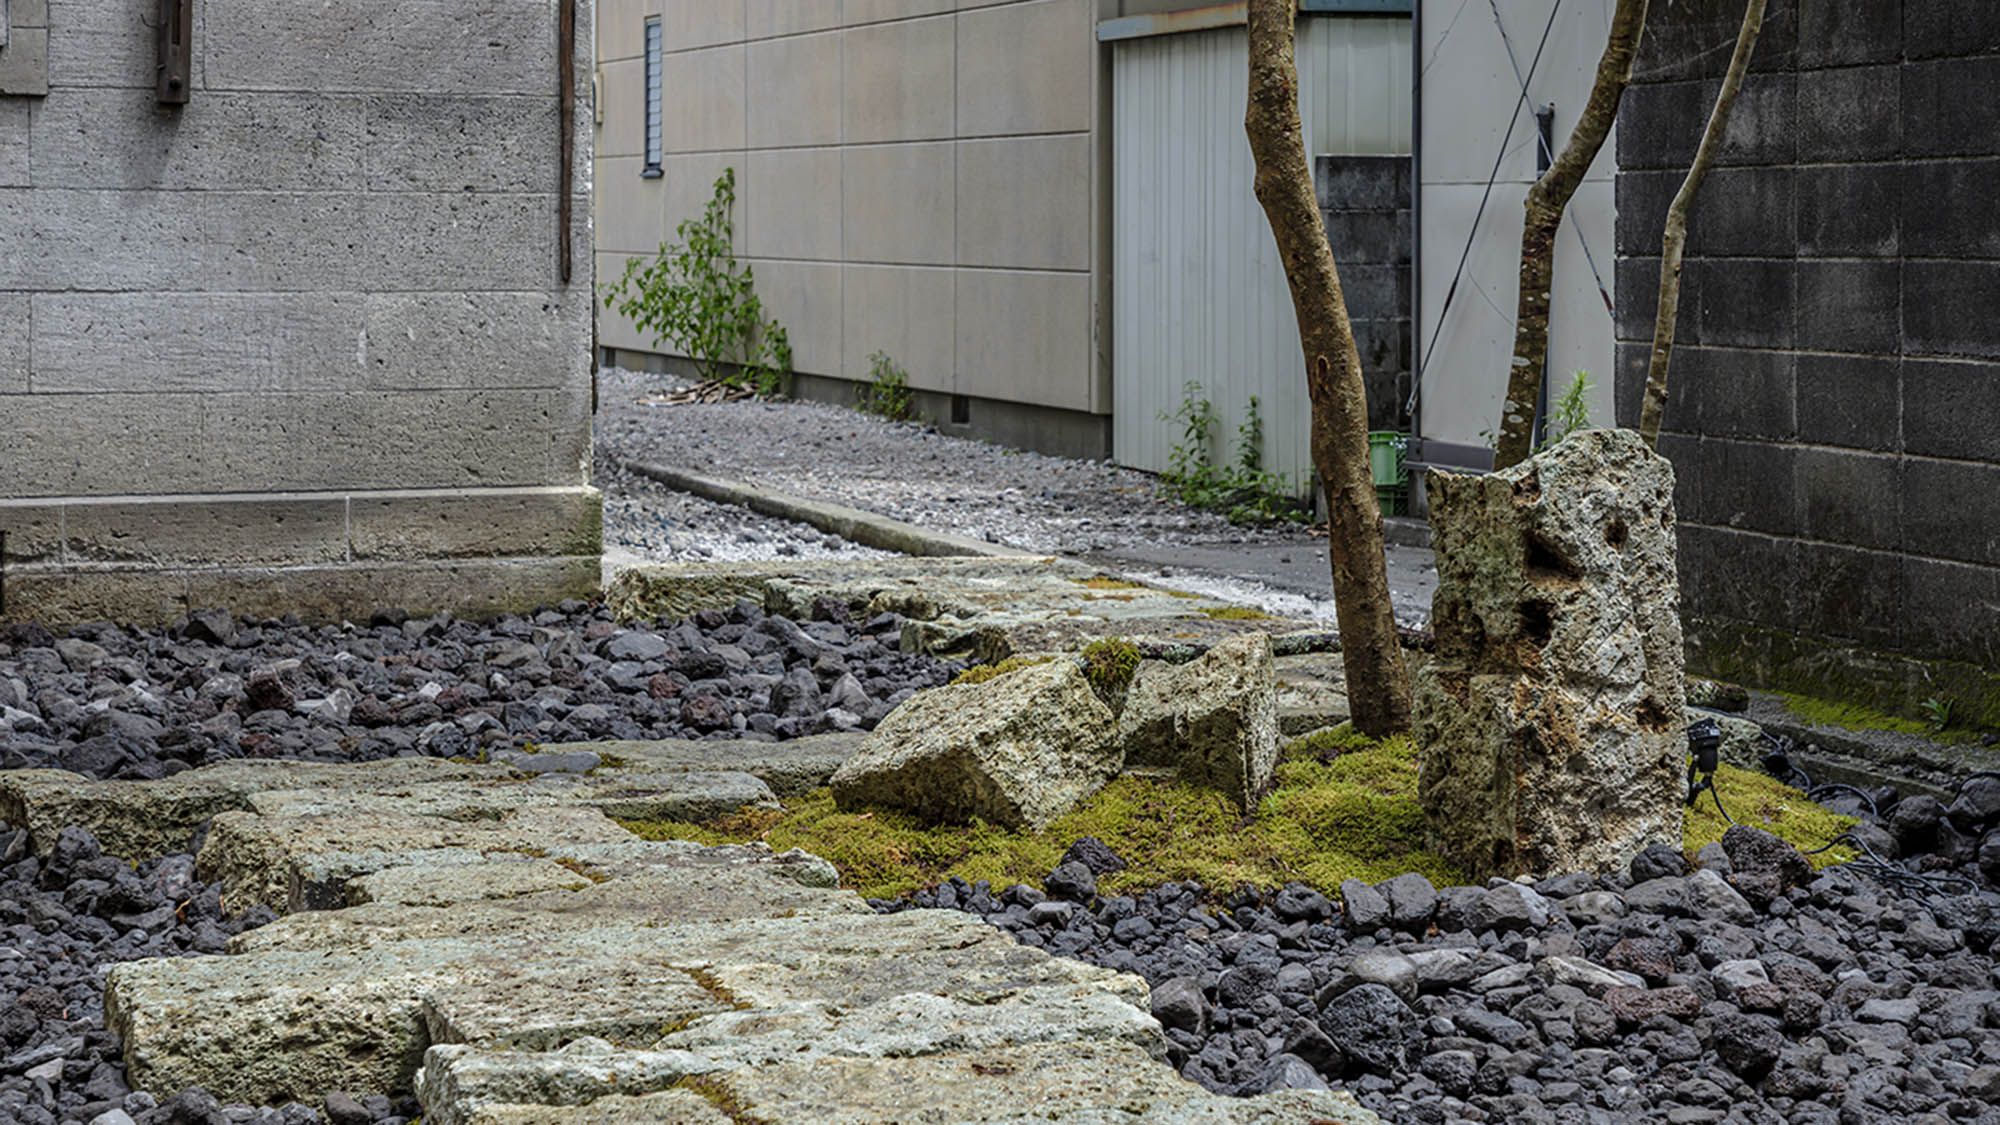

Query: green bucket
[
  {"left": 1368, "top": 431, "right": 1409, "bottom": 488},
  {"left": 1376, "top": 484, "right": 1407, "bottom": 518}
]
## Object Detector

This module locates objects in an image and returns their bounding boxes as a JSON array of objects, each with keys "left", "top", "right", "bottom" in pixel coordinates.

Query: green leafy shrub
[
  {"left": 604, "top": 168, "right": 792, "bottom": 396},
  {"left": 1158, "top": 385, "right": 1309, "bottom": 525},
  {"left": 858, "top": 350, "right": 917, "bottom": 422}
]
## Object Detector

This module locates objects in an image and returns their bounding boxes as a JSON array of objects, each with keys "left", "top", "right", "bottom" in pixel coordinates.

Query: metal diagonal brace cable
[
  {"left": 1407, "top": 0, "right": 1564, "bottom": 419},
  {"left": 1487, "top": 0, "right": 1616, "bottom": 318}
]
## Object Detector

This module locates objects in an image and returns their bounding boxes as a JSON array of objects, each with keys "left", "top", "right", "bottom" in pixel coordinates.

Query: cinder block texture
[
  {"left": 4, "top": 0, "right": 599, "bottom": 624},
  {"left": 1617, "top": 0, "right": 2000, "bottom": 677}
]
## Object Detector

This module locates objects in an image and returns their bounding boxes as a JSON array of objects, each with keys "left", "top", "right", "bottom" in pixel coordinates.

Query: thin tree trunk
[
  {"left": 1244, "top": 0, "right": 1410, "bottom": 738},
  {"left": 1494, "top": 0, "right": 1651, "bottom": 470},
  {"left": 1639, "top": 0, "right": 1767, "bottom": 449}
]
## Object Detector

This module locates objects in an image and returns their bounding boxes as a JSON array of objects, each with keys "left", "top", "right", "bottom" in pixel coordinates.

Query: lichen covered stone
[
  {"left": 829, "top": 658, "right": 1119, "bottom": 829},
  {"left": 1415, "top": 428, "right": 1685, "bottom": 879}
]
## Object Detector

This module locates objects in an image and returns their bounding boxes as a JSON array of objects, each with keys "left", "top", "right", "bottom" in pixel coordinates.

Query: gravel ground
[
  {"left": 593, "top": 368, "right": 1317, "bottom": 559},
  {"left": 887, "top": 820, "right": 2000, "bottom": 1125}
]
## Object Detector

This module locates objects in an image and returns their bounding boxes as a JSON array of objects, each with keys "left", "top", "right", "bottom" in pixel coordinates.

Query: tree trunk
[
  {"left": 1244, "top": 0, "right": 1410, "bottom": 738},
  {"left": 1639, "top": 0, "right": 1767, "bottom": 449},
  {"left": 1494, "top": 0, "right": 1651, "bottom": 470}
]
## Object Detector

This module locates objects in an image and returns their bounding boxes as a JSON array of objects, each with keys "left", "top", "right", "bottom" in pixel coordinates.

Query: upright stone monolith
[{"left": 1415, "top": 428, "right": 1684, "bottom": 880}]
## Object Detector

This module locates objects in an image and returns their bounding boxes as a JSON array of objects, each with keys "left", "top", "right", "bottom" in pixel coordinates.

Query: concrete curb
[{"left": 620, "top": 458, "right": 1033, "bottom": 560}]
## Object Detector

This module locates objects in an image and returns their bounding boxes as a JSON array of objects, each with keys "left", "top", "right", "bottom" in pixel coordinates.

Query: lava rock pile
[
  {"left": 889, "top": 829, "right": 2000, "bottom": 1123},
  {"left": 0, "top": 600, "right": 955, "bottom": 781}
]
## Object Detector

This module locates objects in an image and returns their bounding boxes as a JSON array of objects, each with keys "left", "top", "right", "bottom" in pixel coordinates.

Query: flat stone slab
[
  {"left": 0, "top": 757, "right": 507, "bottom": 859},
  {"left": 419, "top": 1038, "right": 1373, "bottom": 1125},
  {"left": 605, "top": 556, "right": 1319, "bottom": 664},
  {"left": 1276, "top": 653, "right": 1351, "bottom": 735},
  {"left": 462, "top": 1089, "right": 729, "bottom": 1124},
  {"left": 544, "top": 733, "right": 866, "bottom": 796},
  {"left": 242, "top": 769, "right": 778, "bottom": 824},
  {"left": 76, "top": 744, "right": 1381, "bottom": 1123},
  {"left": 200, "top": 805, "right": 638, "bottom": 913}
]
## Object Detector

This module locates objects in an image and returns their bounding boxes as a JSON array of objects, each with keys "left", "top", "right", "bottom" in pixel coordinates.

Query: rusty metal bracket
[
  {"left": 156, "top": 0, "right": 192, "bottom": 104},
  {"left": 557, "top": 0, "right": 575, "bottom": 284}
]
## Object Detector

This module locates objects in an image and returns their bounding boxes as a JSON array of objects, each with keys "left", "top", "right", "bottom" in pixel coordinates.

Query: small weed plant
[
  {"left": 858, "top": 350, "right": 917, "bottom": 422},
  {"left": 1921, "top": 695, "right": 1956, "bottom": 733},
  {"left": 1158, "top": 384, "right": 1308, "bottom": 525},
  {"left": 1536, "top": 370, "right": 1594, "bottom": 452},
  {"left": 604, "top": 168, "right": 793, "bottom": 396},
  {"left": 1476, "top": 369, "right": 1595, "bottom": 454}
]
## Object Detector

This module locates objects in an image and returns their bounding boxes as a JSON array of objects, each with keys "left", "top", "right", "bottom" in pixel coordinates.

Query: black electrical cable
[{"left": 1805, "top": 783, "right": 1880, "bottom": 821}]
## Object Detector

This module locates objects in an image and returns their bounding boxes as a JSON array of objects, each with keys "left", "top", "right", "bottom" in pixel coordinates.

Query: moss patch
[
  {"left": 1687, "top": 765, "right": 1857, "bottom": 868},
  {"left": 1073, "top": 575, "right": 1149, "bottom": 591},
  {"left": 623, "top": 733, "right": 1856, "bottom": 900},
  {"left": 1080, "top": 639, "right": 1141, "bottom": 699},
  {"left": 1198, "top": 605, "right": 1273, "bottom": 621},
  {"left": 949, "top": 655, "right": 1054, "bottom": 687},
  {"left": 1779, "top": 691, "right": 1978, "bottom": 744}
]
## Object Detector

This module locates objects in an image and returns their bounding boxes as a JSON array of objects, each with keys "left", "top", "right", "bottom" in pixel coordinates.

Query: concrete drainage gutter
[{"left": 620, "top": 458, "right": 1034, "bottom": 561}]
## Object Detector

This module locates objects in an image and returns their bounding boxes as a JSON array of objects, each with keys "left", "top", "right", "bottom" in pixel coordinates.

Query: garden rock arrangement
[
  {"left": 1417, "top": 429, "right": 1686, "bottom": 881},
  {"left": 0, "top": 755, "right": 1374, "bottom": 1124},
  {"left": 0, "top": 599, "right": 956, "bottom": 778},
  {"left": 831, "top": 658, "right": 1120, "bottom": 830},
  {"left": 1121, "top": 632, "right": 1282, "bottom": 812},
  {"left": 897, "top": 826, "right": 2000, "bottom": 1124}
]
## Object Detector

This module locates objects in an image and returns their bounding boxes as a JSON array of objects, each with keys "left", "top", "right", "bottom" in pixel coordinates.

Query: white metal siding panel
[{"left": 1112, "top": 18, "right": 1412, "bottom": 488}]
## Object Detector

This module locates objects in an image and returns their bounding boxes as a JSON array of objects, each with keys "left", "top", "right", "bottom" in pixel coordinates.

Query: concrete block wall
[
  {"left": 1613, "top": 0, "right": 2000, "bottom": 721},
  {"left": 595, "top": 0, "right": 1110, "bottom": 458},
  {"left": 1316, "top": 154, "right": 1411, "bottom": 432},
  {"left": 0, "top": 0, "right": 601, "bottom": 625}
]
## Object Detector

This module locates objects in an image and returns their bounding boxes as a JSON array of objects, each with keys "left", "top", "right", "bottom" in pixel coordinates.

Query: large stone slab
[
  {"left": 544, "top": 732, "right": 866, "bottom": 796},
  {"left": 1118, "top": 632, "right": 1281, "bottom": 810},
  {"left": 0, "top": 757, "right": 505, "bottom": 859},
  {"left": 1415, "top": 429, "right": 1685, "bottom": 880},
  {"left": 242, "top": 769, "right": 778, "bottom": 823},
  {"left": 831, "top": 658, "right": 1119, "bottom": 829},
  {"left": 197, "top": 805, "right": 637, "bottom": 912}
]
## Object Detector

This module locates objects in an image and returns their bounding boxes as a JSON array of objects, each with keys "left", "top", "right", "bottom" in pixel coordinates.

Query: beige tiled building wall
[{"left": 595, "top": 0, "right": 1110, "bottom": 450}]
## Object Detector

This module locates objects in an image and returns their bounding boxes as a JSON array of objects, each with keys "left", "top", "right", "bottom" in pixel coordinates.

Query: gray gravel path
[{"left": 593, "top": 369, "right": 1434, "bottom": 624}]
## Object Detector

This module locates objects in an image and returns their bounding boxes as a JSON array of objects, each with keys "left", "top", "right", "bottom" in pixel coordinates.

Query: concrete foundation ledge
[
  {"left": 1, "top": 556, "right": 601, "bottom": 627},
  {"left": 0, "top": 486, "right": 602, "bottom": 625}
]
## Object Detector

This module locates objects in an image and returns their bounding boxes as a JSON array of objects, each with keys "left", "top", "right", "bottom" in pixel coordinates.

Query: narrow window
[{"left": 642, "top": 17, "right": 663, "bottom": 177}]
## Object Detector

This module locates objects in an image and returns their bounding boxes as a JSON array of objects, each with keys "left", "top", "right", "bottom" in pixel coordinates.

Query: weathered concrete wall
[
  {"left": 0, "top": 0, "right": 600, "bottom": 624},
  {"left": 1613, "top": 0, "right": 2000, "bottom": 724},
  {"left": 593, "top": 0, "right": 1108, "bottom": 457}
]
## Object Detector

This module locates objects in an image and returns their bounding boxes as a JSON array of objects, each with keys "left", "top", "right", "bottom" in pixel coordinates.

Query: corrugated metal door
[{"left": 1111, "top": 18, "right": 1411, "bottom": 488}]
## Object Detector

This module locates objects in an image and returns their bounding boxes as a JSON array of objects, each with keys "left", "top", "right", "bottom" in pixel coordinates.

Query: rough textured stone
[
  {"left": 830, "top": 658, "right": 1119, "bottom": 829},
  {"left": 1415, "top": 429, "right": 1685, "bottom": 879},
  {"left": 0, "top": 758, "right": 504, "bottom": 859},
  {"left": 1118, "top": 632, "right": 1281, "bottom": 809}
]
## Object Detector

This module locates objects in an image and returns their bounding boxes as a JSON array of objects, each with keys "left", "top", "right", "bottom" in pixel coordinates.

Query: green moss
[
  {"left": 1779, "top": 692, "right": 1978, "bottom": 743},
  {"left": 672, "top": 1075, "right": 773, "bottom": 1125},
  {"left": 1197, "top": 606, "right": 1274, "bottom": 621},
  {"left": 1072, "top": 575, "right": 1150, "bottom": 590},
  {"left": 1080, "top": 639, "right": 1141, "bottom": 699},
  {"left": 1687, "top": 764, "right": 1856, "bottom": 868},
  {"left": 1281, "top": 723, "right": 1375, "bottom": 763},
  {"left": 949, "top": 655, "right": 1054, "bottom": 687},
  {"left": 623, "top": 737, "right": 1857, "bottom": 901}
]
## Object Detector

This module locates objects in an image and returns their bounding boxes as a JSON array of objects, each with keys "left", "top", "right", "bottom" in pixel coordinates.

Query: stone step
[
  {"left": 537, "top": 731, "right": 866, "bottom": 796},
  {"left": 240, "top": 768, "right": 777, "bottom": 823},
  {"left": 419, "top": 1038, "right": 1374, "bottom": 1125},
  {"left": 0, "top": 757, "right": 506, "bottom": 859}
]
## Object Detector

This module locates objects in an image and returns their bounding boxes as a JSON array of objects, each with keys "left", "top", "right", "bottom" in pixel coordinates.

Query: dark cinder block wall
[
  {"left": 1613, "top": 0, "right": 2000, "bottom": 721},
  {"left": 1316, "top": 154, "right": 1412, "bottom": 432}
]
